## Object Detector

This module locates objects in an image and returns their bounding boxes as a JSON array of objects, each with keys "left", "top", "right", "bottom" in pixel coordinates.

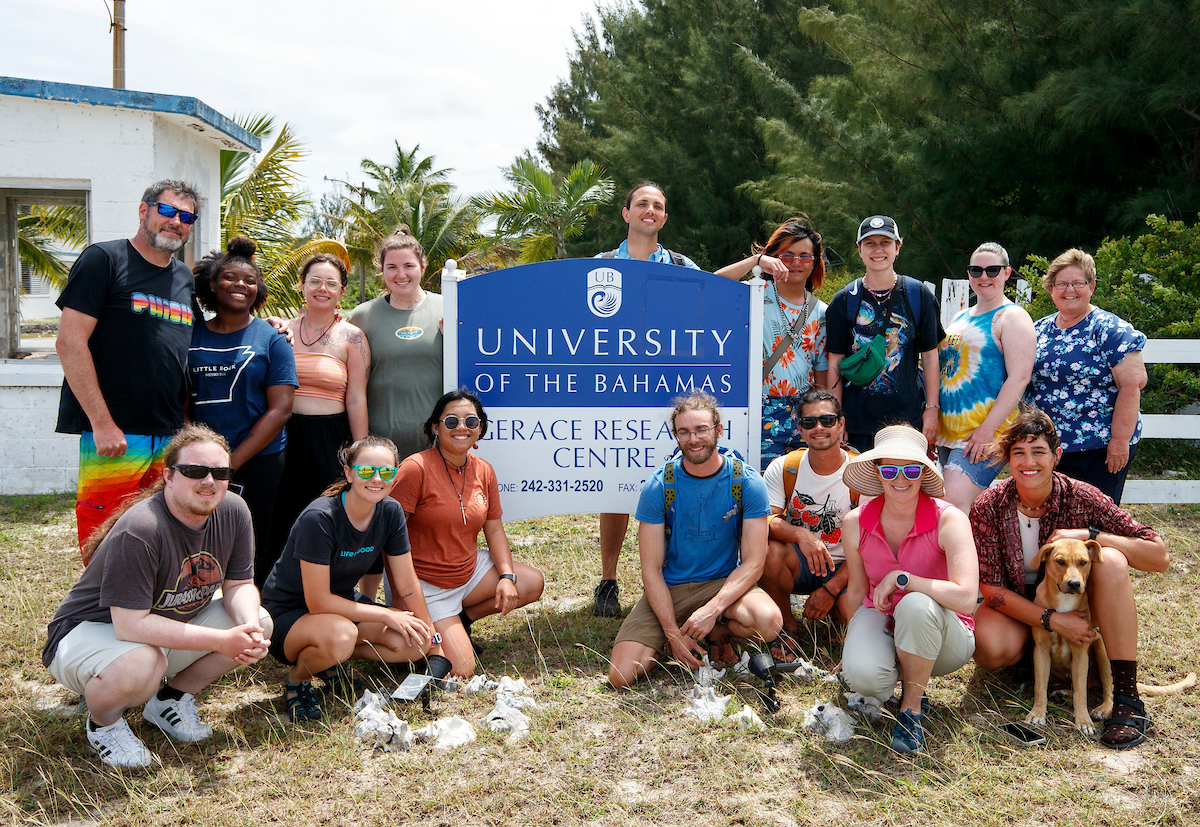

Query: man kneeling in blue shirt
[{"left": 607, "top": 391, "right": 782, "bottom": 687}]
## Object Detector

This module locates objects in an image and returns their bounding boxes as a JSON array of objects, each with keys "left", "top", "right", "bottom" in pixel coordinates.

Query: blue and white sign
[{"left": 444, "top": 258, "right": 763, "bottom": 521}]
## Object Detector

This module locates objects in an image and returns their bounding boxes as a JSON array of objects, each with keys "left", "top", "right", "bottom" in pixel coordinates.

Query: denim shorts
[{"left": 938, "top": 445, "right": 1002, "bottom": 488}]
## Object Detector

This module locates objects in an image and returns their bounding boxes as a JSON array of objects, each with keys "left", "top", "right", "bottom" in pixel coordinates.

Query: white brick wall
[{"left": 0, "top": 360, "right": 78, "bottom": 494}]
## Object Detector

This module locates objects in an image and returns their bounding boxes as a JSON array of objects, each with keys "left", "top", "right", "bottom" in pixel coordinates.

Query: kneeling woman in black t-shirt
[{"left": 261, "top": 435, "right": 441, "bottom": 721}]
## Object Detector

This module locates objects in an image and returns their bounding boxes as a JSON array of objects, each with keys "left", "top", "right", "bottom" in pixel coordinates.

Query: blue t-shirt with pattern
[{"left": 1028, "top": 308, "right": 1145, "bottom": 451}]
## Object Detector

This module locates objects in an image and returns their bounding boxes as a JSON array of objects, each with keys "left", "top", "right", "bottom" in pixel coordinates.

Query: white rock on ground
[
  {"left": 483, "top": 698, "right": 532, "bottom": 740},
  {"left": 684, "top": 685, "right": 732, "bottom": 722},
  {"left": 802, "top": 701, "right": 856, "bottom": 743},
  {"left": 414, "top": 716, "right": 477, "bottom": 749},
  {"left": 729, "top": 704, "right": 766, "bottom": 730}
]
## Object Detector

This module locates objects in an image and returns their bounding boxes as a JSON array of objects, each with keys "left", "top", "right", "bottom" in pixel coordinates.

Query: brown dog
[
  {"left": 1025, "top": 538, "right": 1197, "bottom": 736},
  {"left": 1026, "top": 539, "right": 1112, "bottom": 734}
]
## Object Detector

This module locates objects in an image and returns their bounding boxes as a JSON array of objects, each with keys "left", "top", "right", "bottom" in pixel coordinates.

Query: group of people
[{"left": 42, "top": 178, "right": 1166, "bottom": 769}]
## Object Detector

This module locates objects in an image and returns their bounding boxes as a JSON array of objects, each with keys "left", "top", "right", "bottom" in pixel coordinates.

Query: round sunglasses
[
  {"left": 440, "top": 414, "right": 481, "bottom": 430},
  {"left": 350, "top": 464, "right": 399, "bottom": 481},
  {"left": 877, "top": 463, "right": 924, "bottom": 481}
]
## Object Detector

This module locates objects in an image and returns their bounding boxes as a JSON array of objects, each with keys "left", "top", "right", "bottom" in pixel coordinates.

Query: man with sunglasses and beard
[
  {"left": 43, "top": 423, "right": 271, "bottom": 769},
  {"left": 607, "top": 392, "right": 781, "bottom": 687},
  {"left": 55, "top": 180, "right": 204, "bottom": 555},
  {"left": 759, "top": 389, "right": 859, "bottom": 663}
]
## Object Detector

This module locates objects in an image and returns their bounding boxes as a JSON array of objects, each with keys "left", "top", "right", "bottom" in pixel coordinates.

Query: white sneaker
[
  {"left": 86, "top": 718, "right": 154, "bottom": 768},
  {"left": 143, "top": 692, "right": 213, "bottom": 742}
]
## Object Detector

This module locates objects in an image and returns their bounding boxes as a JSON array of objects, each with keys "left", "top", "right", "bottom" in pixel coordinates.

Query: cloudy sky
[{"left": 0, "top": 0, "right": 601, "bottom": 199}]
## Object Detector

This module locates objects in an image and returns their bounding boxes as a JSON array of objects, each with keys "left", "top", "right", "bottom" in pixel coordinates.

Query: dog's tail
[{"left": 1138, "top": 672, "right": 1197, "bottom": 697}]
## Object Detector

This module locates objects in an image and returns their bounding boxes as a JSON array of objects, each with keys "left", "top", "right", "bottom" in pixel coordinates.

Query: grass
[{"left": 3, "top": 494, "right": 1199, "bottom": 826}]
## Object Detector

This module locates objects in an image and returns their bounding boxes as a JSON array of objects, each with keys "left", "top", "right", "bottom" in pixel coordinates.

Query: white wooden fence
[{"left": 938, "top": 280, "right": 1200, "bottom": 504}]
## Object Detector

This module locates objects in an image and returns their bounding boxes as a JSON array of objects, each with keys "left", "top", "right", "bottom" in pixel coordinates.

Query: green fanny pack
[{"left": 839, "top": 333, "right": 887, "bottom": 387}]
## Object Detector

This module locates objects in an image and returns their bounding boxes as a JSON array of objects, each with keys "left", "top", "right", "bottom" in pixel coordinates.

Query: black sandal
[
  {"left": 284, "top": 680, "right": 323, "bottom": 722},
  {"left": 1100, "top": 693, "right": 1149, "bottom": 749}
]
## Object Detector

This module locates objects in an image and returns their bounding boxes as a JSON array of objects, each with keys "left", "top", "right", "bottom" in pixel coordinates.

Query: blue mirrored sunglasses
[{"left": 147, "top": 202, "right": 198, "bottom": 225}]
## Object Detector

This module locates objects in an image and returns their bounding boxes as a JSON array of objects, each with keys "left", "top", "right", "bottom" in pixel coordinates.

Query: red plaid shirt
[{"left": 969, "top": 472, "right": 1160, "bottom": 591}]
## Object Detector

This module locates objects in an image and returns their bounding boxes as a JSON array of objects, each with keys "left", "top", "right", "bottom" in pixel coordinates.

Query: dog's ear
[
  {"left": 1085, "top": 539, "right": 1103, "bottom": 562},
  {"left": 1034, "top": 543, "right": 1056, "bottom": 568}
]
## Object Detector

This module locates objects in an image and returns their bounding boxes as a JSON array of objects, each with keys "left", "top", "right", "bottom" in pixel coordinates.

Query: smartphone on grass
[{"left": 996, "top": 721, "right": 1047, "bottom": 746}]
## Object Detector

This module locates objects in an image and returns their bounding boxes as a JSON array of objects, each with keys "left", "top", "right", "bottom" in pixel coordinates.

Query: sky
[{"left": 0, "top": 0, "right": 601, "bottom": 200}]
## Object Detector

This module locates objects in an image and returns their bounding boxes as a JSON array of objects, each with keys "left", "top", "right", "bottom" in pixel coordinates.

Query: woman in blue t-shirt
[
  {"left": 189, "top": 237, "right": 297, "bottom": 584},
  {"left": 260, "top": 435, "right": 439, "bottom": 722}
]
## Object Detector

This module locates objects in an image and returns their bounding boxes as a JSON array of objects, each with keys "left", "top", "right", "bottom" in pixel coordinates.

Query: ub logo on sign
[{"left": 587, "top": 268, "right": 622, "bottom": 318}]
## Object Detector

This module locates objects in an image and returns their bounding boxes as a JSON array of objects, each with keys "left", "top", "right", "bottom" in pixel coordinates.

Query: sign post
[{"left": 443, "top": 259, "right": 761, "bottom": 522}]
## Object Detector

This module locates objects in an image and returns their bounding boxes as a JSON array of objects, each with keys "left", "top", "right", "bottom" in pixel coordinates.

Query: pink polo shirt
[{"left": 858, "top": 492, "right": 974, "bottom": 631}]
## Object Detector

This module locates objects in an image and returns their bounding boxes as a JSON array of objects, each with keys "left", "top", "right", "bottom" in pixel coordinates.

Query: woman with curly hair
[
  {"left": 717, "top": 217, "right": 829, "bottom": 470},
  {"left": 189, "top": 236, "right": 297, "bottom": 584}
]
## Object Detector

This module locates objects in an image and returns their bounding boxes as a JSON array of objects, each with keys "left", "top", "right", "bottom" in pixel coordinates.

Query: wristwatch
[
  {"left": 1088, "top": 526, "right": 1101, "bottom": 541},
  {"left": 896, "top": 572, "right": 909, "bottom": 588},
  {"left": 499, "top": 572, "right": 517, "bottom": 587}
]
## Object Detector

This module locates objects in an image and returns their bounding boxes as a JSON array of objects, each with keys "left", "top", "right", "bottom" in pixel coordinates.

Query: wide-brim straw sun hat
[{"left": 842, "top": 425, "right": 944, "bottom": 498}]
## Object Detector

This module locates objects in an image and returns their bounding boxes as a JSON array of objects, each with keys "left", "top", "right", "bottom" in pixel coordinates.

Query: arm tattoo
[{"left": 985, "top": 592, "right": 1007, "bottom": 609}]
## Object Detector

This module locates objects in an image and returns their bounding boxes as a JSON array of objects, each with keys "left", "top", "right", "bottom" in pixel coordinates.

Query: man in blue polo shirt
[
  {"left": 591, "top": 182, "right": 701, "bottom": 618},
  {"left": 607, "top": 392, "right": 782, "bottom": 687}
]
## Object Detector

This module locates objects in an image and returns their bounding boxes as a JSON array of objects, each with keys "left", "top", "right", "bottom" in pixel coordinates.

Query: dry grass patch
[{"left": 2, "top": 496, "right": 1199, "bottom": 825}]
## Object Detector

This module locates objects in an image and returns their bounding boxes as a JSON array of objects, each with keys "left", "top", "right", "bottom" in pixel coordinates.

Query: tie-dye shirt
[
  {"left": 1028, "top": 308, "right": 1145, "bottom": 451},
  {"left": 937, "top": 303, "right": 1015, "bottom": 447}
]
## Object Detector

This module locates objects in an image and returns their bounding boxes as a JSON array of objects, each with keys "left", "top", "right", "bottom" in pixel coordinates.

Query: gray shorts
[
  {"left": 420, "top": 548, "right": 495, "bottom": 622},
  {"left": 47, "top": 597, "right": 271, "bottom": 696}
]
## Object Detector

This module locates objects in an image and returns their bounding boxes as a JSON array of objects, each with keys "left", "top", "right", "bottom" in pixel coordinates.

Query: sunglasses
[
  {"left": 799, "top": 414, "right": 840, "bottom": 429},
  {"left": 966, "top": 264, "right": 1006, "bottom": 278},
  {"left": 877, "top": 463, "right": 924, "bottom": 481},
  {"left": 147, "top": 202, "right": 199, "bottom": 225},
  {"left": 441, "top": 414, "right": 481, "bottom": 430},
  {"left": 173, "top": 464, "right": 235, "bottom": 481},
  {"left": 779, "top": 252, "right": 815, "bottom": 264},
  {"left": 350, "top": 464, "right": 399, "bottom": 481}
]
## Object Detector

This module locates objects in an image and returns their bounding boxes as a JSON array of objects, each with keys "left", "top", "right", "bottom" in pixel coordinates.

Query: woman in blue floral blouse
[{"left": 1026, "top": 249, "right": 1147, "bottom": 504}]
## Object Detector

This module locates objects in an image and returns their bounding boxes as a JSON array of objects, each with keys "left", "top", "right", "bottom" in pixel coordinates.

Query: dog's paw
[
  {"left": 1091, "top": 702, "right": 1113, "bottom": 720},
  {"left": 1074, "top": 717, "right": 1096, "bottom": 736},
  {"left": 1025, "top": 711, "right": 1047, "bottom": 727}
]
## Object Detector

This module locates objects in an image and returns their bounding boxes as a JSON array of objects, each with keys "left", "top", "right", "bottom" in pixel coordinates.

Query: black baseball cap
[{"left": 857, "top": 215, "right": 901, "bottom": 243}]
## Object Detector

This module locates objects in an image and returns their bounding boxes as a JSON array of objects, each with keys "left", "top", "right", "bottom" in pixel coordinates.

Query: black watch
[
  {"left": 499, "top": 572, "right": 517, "bottom": 587},
  {"left": 896, "top": 572, "right": 909, "bottom": 587},
  {"left": 1088, "top": 526, "right": 1101, "bottom": 541}
]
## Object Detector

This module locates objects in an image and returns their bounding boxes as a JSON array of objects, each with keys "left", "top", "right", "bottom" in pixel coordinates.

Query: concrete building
[{"left": 0, "top": 76, "right": 258, "bottom": 493}]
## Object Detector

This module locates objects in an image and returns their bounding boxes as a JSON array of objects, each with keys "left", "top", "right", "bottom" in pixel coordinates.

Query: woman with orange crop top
[{"left": 267, "top": 254, "right": 371, "bottom": 575}]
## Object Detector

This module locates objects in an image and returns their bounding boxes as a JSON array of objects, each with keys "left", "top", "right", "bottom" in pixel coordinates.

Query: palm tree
[
  {"left": 220, "top": 113, "right": 347, "bottom": 315},
  {"left": 16, "top": 204, "right": 88, "bottom": 291},
  {"left": 474, "top": 157, "right": 614, "bottom": 262},
  {"left": 341, "top": 143, "right": 480, "bottom": 291}
]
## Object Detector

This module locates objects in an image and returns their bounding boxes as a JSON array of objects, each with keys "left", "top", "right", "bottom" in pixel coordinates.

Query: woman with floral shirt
[
  {"left": 1027, "top": 248, "right": 1147, "bottom": 504},
  {"left": 717, "top": 217, "right": 829, "bottom": 470}
]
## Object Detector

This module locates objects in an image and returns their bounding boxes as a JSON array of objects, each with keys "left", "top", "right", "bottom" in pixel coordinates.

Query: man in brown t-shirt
[{"left": 43, "top": 424, "right": 272, "bottom": 769}]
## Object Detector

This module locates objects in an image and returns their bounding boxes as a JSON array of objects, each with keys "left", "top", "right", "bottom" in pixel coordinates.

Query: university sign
[{"left": 443, "top": 258, "right": 764, "bottom": 521}]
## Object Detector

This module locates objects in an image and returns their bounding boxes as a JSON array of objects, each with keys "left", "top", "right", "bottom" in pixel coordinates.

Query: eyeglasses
[
  {"left": 966, "top": 265, "right": 1006, "bottom": 278},
  {"left": 351, "top": 464, "right": 399, "bottom": 481},
  {"left": 799, "top": 414, "right": 840, "bottom": 429},
  {"left": 674, "top": 424, "right": 716, "bottom": 441},
  {"left": 1051, "top": 280, "right": 1090, "bottom": 292},
  {"left": 441, "top": 414, "right": 481, "bottom": 430},
  {"left": 147, "top": 202, "right": 198, "bottom": 225},
  {"left": 877, "top": 463, "right": 924, "bottom": 481},
  {"left": 304, "top": 276, "right": 343, "bottom": 291},
  {"left": 779, "top": 252, "right": 815, "bottom": 264},
  {"left": 173, "top": 464, "right": 235, "bottom": 481}
]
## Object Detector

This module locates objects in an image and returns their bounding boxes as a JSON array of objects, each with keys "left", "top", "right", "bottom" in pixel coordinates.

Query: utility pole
[{"left": 112, "top": 1, "right": 126, "bottom": 89}]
